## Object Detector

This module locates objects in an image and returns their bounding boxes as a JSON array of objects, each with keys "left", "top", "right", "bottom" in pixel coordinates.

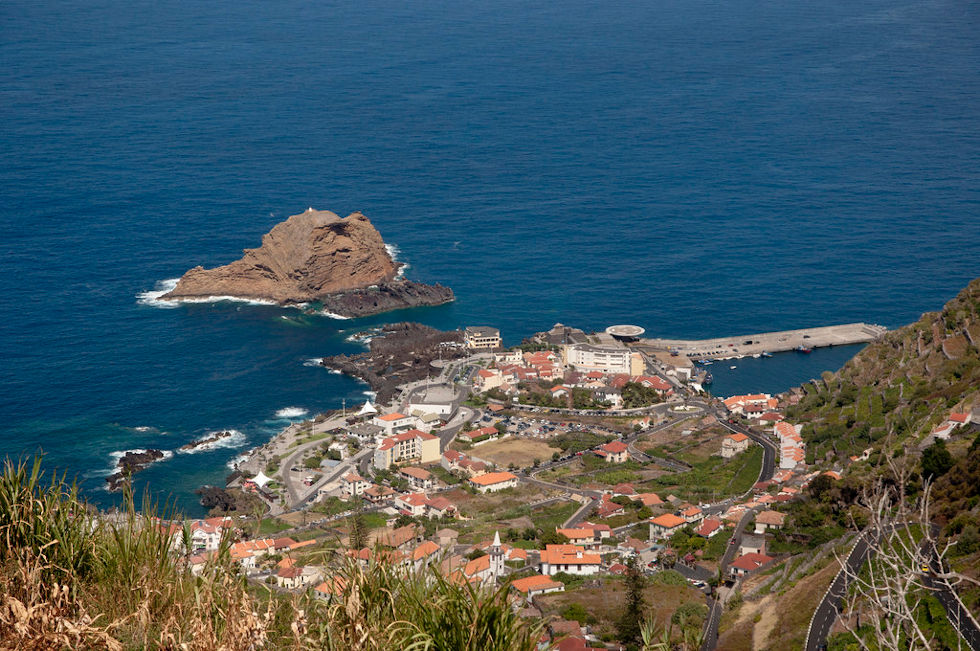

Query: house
[
  {"left": 341, "top": 472, "right": 370, "bottom": 497},
  {"left": 412, "top": 540, "right": 442, "bottom": 570},
  {"left": 721, "top": 433, "right": 750, "bottom": 458},
  {"left": 374, "top": 429, "right": 441, "bottom": 470},
  {"left": 473, "top": 368, "right": 504, "bottom": 391},
  {"left": 395, "top": 492, "right": 432, "bottom": 517},
  {"left": 436, "top": 528, "right": 459, "bottom": 547},
  {"left": 464, "top": 326, "right": 501, "bottom": 350},
  {"left": 594, "top": 440, "right": 629, "bottom": 464},
  {"left": 375, "top": 524, "right": 422, "bottom": 551},
  {"left": 679, "top": 505, "right": 703, "bottom": 524},
  {"left": 696, "top": 518, "right": 723, "bottom": 538},
  {"left": 469, "top": 471, "right": 518, "bottom": 493},
  {"left": 399, "top": 466, "right": 434, "bottom": 490},
  {"left": 372, "top": 412, "right": 418, "bottom": 437},
  {"left": 649, "top": 514, "right": 687, "bottom": 540},
  {"left": 441, "top": 449, "right": 488, "bottom": 477},
  {"left": 757, "top": 412, "right": 784, "bottom": 425},
  {"left": 581, "top": 522, "right": 612, "bottom": 539},
  {"left": 633, "top": 492, "right": 664, "bottom": 507},
  {"left": 729, "top": 552, "right": 774, "bottom": 578},
  {"left": 394, "top": 493, "right": 456, "bottom": 519},
  {"left": 556, "top": 527, "right": 601, "bottom": 550},
  {"left": 754, "top": 510, "right": 787, "bottom": 534},
  {"left": 425, "top": 495, "right": 457, "bottom": 519},
  {"left": 457, "top": 426, "right": 498, "bottom": 444},
  {"left": 275, "top": 566, "right": 320, "bottom": 590},
  {"left": 539, "top": 545, "right": 601, "bottom": 576},
  {"left": 494, "top": 350, "right": 523, "bottom": 365},
  {"left": 595, "top": 494, "right": 625, "bottom": 518},
  {"left": 739, "top": 534, "right": 766, "bottom": 556},
  {"left": 550, "top": 385, "right": 571, "bottom": 399},
  {"left": 635, "top": 375, "right": 672, "bottom": 394},
  {"left": 363, "top": 484, "right": 396, "bottom": 504},
  {"left": 189, "top": 517, "right": 233, "bottom": 551},
  {"left": 774, "top": 421, "right": 806, "bottom": 471},
  {"left": 510, "top": 574, "right": 565, "bottom": 601},
  {"left": 595, "top": 387, "right": 623, "bottom": 407},
  {"left": 723, "top": 394, "right": 778, "bottom": 416},
  {"left": 612, "top": 483, "right": 636, "bottom": 496}
]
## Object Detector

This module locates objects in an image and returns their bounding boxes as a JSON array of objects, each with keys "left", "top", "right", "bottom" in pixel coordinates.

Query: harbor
[{"left": 637, "top": 322, "right": 888, "bottom": 360}]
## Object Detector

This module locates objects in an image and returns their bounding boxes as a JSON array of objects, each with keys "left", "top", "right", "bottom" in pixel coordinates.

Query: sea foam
[
  {"left": 137, "top": 278, "right": 280, "bottom": 308},
  {"left": 274, "top": 407, "right": 308, "bottom": 419},
  {"left": 178, "top": 429, "right": 246, "bottom": 454}
]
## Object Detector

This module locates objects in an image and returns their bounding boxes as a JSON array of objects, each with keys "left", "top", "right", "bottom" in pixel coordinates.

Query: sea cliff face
[{"left": 161, "top": 209, "right": 453, "bottom": 316}]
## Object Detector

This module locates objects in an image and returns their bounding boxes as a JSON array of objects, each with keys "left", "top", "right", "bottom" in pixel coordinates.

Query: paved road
[
  {"left": 804, "top": 531, "right": 873, "bottom": 651},
  {"left": 925, "top": 570, "right": 980, "bottom": 650},
  {"left": 805, "top": 527, "right": 980, "bottom": 651},
  {"left": 716, "top": 417, "right": 777, "bottom": 484},
  {"left": 701, "top": 507, "right": 759, "bottom": 650}
]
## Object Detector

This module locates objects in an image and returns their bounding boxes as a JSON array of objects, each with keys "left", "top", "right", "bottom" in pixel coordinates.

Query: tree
[
  {"left": 921, "top": 439, "right": 954, "bottom": 480},
  {"left": 552, "top": 452, "right": 561, "bottom": 462},
  {"left": 617, "top": 555, "right": 646, "bottom": 646},
  {"left": 539, "top": 530, "right": 569, "bottom": 545},
  {"left": 347, "top": 499, "right": 367, "bottom": 550}
]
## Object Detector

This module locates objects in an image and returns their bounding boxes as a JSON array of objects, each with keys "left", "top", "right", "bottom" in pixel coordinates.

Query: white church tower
[{"left": 489, "top": 530, "right": 505, "bottom": 580}]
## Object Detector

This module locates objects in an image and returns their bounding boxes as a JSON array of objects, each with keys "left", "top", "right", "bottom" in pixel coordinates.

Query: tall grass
[{"left": 0, "top": 456, "right": 545, "bottom": 650}]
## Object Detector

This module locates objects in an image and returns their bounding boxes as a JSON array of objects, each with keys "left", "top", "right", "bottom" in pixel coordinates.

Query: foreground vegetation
[{"left": 0, "top": 456, "right": 543, "bottom": 650}]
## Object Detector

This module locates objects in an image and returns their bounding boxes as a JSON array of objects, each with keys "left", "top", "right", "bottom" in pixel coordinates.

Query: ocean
[{"left": 1, "top": 0, "right": 978, "bottom": 514}]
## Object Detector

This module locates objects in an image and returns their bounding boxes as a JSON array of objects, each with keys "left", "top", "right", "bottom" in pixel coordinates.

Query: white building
[
  {"left": 539, "top": 544, "right": 601, "bottom": 576},
  {"left": 721, "top": 433, "right": 750, "bottom": 458},
  {"left": 564, "top": 343, "right": 632, "bottom": 375},
  {"left": 464, "top": 326, "right": 502, "bottom": 350},
  {"left": 468, "top": 471, "right": 518, "bottom": 493}
]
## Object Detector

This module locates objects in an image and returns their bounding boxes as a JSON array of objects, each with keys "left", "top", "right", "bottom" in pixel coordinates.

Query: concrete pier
[{"left": 636, "top": 323, "right": 887, "bottom": 359}]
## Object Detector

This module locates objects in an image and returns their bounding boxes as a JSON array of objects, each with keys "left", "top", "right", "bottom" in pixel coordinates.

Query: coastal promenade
[{"left": 638, "top": 322, "right": 887, "bottom": 359}]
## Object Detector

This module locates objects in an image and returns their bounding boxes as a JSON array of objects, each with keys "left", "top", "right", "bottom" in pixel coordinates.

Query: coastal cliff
[{"left": 161, "top": 209, "right": 453, "bottom": 316}]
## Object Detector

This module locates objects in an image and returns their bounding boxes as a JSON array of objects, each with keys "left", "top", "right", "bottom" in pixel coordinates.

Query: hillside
[{"left": 784, "top": 277, "right": 980, "bottom": 465}]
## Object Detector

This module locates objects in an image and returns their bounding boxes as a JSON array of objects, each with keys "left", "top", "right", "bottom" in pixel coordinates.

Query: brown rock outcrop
[{"left": 162, "top": 209, "right": 402, "bottom": 305}]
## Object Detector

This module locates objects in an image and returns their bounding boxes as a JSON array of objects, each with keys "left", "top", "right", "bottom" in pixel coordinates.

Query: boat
[
  {"left": 701, "top": 360, "right": 713, "bottom": 366},
  {"left": 730, "top": 365, "right": 737, "bottom": 370},
  {"left": 796, "top": 345, "right": 812, "bottom": 354},
  {"left": 761, "top": 351, "right": 773, "bottom": 358},
  {"left": 702, "top": 373, "right": 713, "bottom": 385}
]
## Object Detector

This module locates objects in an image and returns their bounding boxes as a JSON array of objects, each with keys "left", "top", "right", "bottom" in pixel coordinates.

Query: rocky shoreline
[
  {"left": 179, "top": 430, "right": 234, "bottom": 452},
  {"left": 106, "top": 449, "right": 166, "bottom": 492},
  {"left": 313, "top": 280, "right": 454, "bottom": 318},
  {"left": 160, "top": 209, "right": 454, "bottom": 318},
  {"left": 321, "top": 322, "right": 467, "bottom": 403}
]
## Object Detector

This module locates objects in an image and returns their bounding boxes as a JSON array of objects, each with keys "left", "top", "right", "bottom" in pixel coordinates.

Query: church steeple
[{"left": 489, "top": 530, "right": 505, "bottom": 580}]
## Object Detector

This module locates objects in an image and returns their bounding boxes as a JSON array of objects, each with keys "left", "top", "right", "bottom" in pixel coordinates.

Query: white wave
[
  {"left": 136, "top": 278, "right": 181, "bottom": 308},
  {"left": 319, "top": 311, "right": 351, "bottom": 320},
  {"left": 226, "top": 452, "right": 251, "bottom": 470},
  {"left": 132, "top": 426, "right": 153, "bottom": 432},
  {"left": 178, "top": 429, "right": 247, "bottom": 454},
  {"left": 362, "top": 390, "right": 377, "bottom": 398},
  {"left": 275, "top": 407, "right": 308, "bottom": 419},
  {"left": 137, "top": 278, "right": 280, "bottom": 308},
  {"left": 385, "top": 243, "right": 409, "bottom": 278},
  {"left": 329, "top": 369, "right": 342, "bottom": 375},
  {"left": 303, "top": 357, "right": 324, "bottom": 367}
]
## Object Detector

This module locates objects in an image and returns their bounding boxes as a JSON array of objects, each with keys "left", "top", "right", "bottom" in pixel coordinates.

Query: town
[{"left": 161, "top": 321, "right": 977, "bottom": 649}]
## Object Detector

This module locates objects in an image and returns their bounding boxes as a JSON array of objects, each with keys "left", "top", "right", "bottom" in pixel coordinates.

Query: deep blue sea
[{"left": 2, "top": 0, "right": 978, "bottom": 514}]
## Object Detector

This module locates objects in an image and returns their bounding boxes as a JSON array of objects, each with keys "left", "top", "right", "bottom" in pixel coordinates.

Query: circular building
[{"left": 605, "top": 324, "right": 645, "bottom": 342}]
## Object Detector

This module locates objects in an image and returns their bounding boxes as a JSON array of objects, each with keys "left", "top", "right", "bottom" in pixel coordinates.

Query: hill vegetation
[{"left": 785, "top": 278, "right": 979, "bottom": 465}]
